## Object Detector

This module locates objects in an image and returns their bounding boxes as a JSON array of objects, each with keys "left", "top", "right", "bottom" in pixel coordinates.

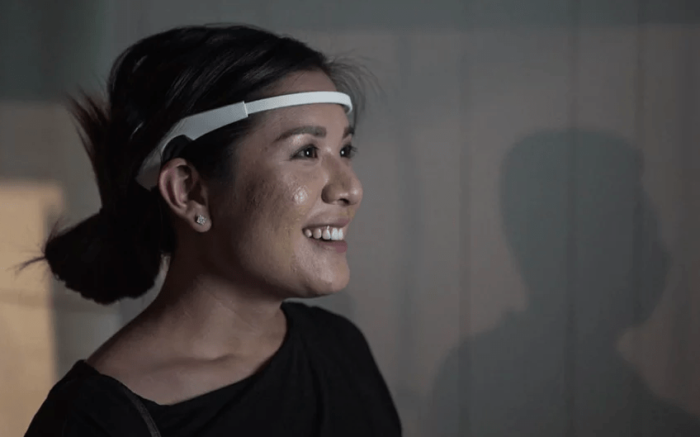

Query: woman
[{"left": 24, "top": 24, "right": 401, "bottom": 436}]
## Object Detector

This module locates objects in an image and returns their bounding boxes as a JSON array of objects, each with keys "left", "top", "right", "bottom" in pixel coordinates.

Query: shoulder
[
  {"left": 283, "top": 301, "right": 371, "bottom": 351},
  {"left": 284, "top": 300, "right": 385, "bottom": 375},
  {"left": 285, "top": 302, "right": 402, "bottom": 431},
  {"left": 284, "top": 300, "right": 365, "bottom": 335},
  {"left": 24, "top": 361, "right": 143, "bottom": 437}
]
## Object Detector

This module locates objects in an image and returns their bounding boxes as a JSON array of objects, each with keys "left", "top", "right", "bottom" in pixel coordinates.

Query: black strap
[{"left": 116, "top": 384, "right": 162, "bottom": 437}]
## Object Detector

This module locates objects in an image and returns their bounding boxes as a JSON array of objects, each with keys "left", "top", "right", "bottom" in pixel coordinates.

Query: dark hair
[{"left": 25, "top": 24, "right": 370, "bottom": 304}]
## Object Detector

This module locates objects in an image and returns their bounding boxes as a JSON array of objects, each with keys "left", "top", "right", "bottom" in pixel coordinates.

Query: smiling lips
[{"left": 302, "top": 220, "right": 349, "bottom": 254}]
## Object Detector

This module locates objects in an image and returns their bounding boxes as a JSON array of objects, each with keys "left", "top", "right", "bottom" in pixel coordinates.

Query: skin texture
[{"left": 87, "top": 70, "right": 363, "bottom": 404}]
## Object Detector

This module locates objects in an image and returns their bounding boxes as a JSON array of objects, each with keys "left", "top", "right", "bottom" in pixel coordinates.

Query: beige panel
[
  {"left": 0, "top": 182, "right": 63, "bottom": 437},
  {"left": 0, "top": 302, "right": 56, "bottom": 437},
  {"left": 0, "top": 182, "right": 63, "bottom": 301}
]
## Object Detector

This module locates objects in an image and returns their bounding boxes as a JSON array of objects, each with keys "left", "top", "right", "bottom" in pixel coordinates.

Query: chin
[{"left": 296, "top": 274, "right": 349, "bottom": 299}]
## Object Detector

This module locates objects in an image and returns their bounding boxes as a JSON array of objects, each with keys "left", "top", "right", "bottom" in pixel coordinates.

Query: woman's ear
[{"left": 157, "top": 158, "right": 212, "bottom": 232}]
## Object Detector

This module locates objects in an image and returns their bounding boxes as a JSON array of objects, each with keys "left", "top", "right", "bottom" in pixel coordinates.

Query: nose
[{"left": 321, "top": 157, "right": 363, "bottom": 206}]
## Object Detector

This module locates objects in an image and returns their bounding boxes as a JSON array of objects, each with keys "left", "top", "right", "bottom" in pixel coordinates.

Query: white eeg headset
[{"left": 135, "top": 91, "right": 353, "bottom": 189}]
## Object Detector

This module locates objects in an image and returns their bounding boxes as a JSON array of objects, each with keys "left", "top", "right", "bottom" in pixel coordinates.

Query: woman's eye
[
  {"left": 295, "top": 145, "right": 318, "bottom": 159},
  {"left": 340, "top": 144, "right": 358, "bottom": 159},
  {"left": 293, "top": 144, "right": 357, "bottom": 160}
]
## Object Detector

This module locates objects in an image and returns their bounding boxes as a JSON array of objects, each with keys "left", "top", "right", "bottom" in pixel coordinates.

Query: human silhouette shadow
[{"left": 425, "top": 130, "right": 700, "bottom": 436}]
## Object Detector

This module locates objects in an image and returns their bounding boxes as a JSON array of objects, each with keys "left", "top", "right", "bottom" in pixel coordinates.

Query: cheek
[
  {"left": 278, "top": 184, "right": 314, "bottom": 244},
  {"left": 227, "top": 168, "right": 336, "bottom": 276},
  {"left": 284, "top": 185, "right": 312, "bottom": 228},
  {"left": 251, "top": 179, "right": 316, "bottom": 248},
  {"left": 280, "top": 183, "right": 324, "bottom": 272}
]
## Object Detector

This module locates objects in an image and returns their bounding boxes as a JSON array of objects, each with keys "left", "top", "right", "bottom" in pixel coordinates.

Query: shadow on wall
[{"left": 425, "top": 129, "right": 700, "bottom": 436}]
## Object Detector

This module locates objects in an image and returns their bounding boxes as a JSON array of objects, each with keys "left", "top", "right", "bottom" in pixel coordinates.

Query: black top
[{"left": 25, "top": 302, "right": 402, "bottom": 437}]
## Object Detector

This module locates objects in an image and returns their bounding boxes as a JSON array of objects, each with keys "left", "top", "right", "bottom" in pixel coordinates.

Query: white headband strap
[{"left": 135, "top": 91, "right": 353, "bottom": 189}]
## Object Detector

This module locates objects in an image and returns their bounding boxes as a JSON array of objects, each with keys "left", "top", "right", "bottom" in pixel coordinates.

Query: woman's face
[{"left": 204, "top": 70, "right": 363, "bottom": 299}]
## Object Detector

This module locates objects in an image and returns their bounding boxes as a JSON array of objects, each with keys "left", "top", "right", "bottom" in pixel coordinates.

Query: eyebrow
[{"left": 275, "top": 125, "right": 354, "bottom": 142}]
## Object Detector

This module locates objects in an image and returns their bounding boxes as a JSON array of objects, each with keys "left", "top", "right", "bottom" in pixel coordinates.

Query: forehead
[
  {"left": 266, "top": 104, "right": 350, "bottom": 135},
  {"left": 249, "top": 71, "right": 352, "bottom": 142},
  {"left": 271, "top": 70, "right": 339, "bottom": 94}
]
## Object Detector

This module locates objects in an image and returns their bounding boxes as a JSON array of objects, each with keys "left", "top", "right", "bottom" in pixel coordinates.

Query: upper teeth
[{"left": 304, "top": 226, "right": 345, "bottom": 241}]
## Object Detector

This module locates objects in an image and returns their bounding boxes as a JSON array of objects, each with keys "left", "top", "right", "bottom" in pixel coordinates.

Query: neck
[{"left": 137, "top": 252, "right": 287, "bottom": 360}]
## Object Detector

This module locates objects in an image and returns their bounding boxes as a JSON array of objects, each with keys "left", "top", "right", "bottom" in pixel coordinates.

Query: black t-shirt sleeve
[
  {"left": 308, "top": 306, "right": 383, "bottom": 369},
  {"left": 24, "top": 373, "right": 150, "bottom": 437},
  {"left": 29, "top": 412, "right": 112, "bottom": 437}
]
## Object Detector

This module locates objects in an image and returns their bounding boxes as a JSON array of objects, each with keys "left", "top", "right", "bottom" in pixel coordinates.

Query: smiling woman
[{"left": 23, "top": 24, "right": 401, "bottom": 437}]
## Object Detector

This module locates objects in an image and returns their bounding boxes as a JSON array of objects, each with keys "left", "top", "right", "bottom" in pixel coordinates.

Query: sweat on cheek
[{"left": 292, "top": 186, "right": 309, "bottom": 205}]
